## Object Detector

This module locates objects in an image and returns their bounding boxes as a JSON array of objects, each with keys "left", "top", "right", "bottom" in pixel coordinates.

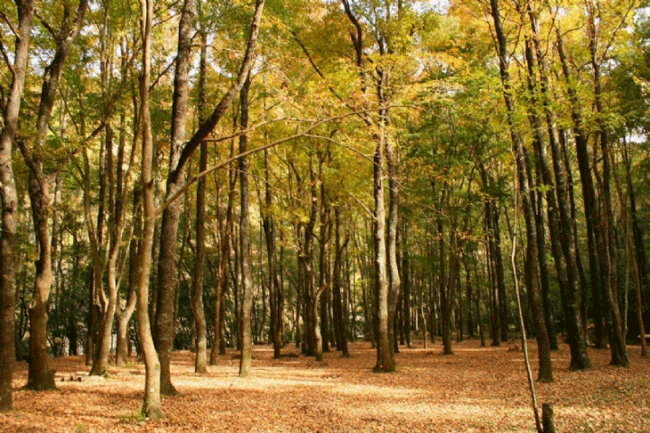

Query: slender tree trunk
[
  {"left": 153, "top": 0, "right": 195, "bottom": 395},
  {"left": 385, "top": 127, "right": 401, "bottom": 362},
  {"left": 402, "top": 223, "right": 412, "bottom": 348},
  {"left": 116, "top": 189, "right": 141, "bottom": 367},
  {"left": 522, "top": 34, "right": 559, "bottom": 352},
  {"left": 440, "top": 221, "right": 455, "bottom": 356},
  {"left": 586, "top": 1, "right": 628, "bottom": 367},
  {"left": 211, "top": 160, "right": 236, "bottom": 362},
  {"left": 489, "top": 0, "right": 553, "bottom": 382},
  {"left": 192, "top": 28, "right": 209, "bottom": 375},
  {"left": 137, "top": 0, "right": 162, "bottom": 418},
  {"left": 373, "top": 134, "right": 395, "bottom": 372},
  {"left": 333, "top": 207, "right": 350, "bottom": 356},
  {"left": 239, "top": 73, "right": 254, "bottom": 377},
  {"left": 91, "top": 123, "right": 130, "bottom": 376},
  {"left": 263, "top": 147, "right": 282, "bottom": 358},
  {"left": 318, "top": 166, "right": 331, "bottom": 357},
  {"left": 622, "top": 140, "right": 647, "bottom": 357},
  {"left": 556, "top": 28, "right": 596, "bottom": 368},
  {"left": 154, "top": 0, "right": 264, "bottom": 387},
  {"left": 21, "top": 0, "right": 87, "bottom": 391},
  {"left": 191, "top": 143, "right": 209, "bottom": 373}
]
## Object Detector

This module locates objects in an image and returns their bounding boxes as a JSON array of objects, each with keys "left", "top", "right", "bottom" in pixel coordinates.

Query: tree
[
  {"left": 0, "top": 0, "right": 36, "bottom": 412},
  {"left": 191, "top": 21, "right": 209, "bottom": 375},
  {"left": 487, "top": 0, "right": 553, "bottom": 382},
  {"left": 238, "top": 73, "right": 254, "bottom": 377},
  {"left": 20, "top": 0, "right": 88, "bottom": 391},
  {"left": 154, "top": 0, "right": 265, "bottom": 391},
  {"left": 585, "top": 0, "right": 629, "bottom": 368},
  {"left": 135, "top": 0, "right": 162, "bottom": 418}
]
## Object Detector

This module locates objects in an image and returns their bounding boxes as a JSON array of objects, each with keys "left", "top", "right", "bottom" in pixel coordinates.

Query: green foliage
[{"left": 4, "top": 0, "right": 650, "bottom": 381}]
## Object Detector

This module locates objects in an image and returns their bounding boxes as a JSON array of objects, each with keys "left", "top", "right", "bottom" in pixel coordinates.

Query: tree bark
[
  {"left": 153, "top": 0, "right": 196, "bottom": 395},
  {"left": 622, "top": 140, "right": 647, "bottom": 357},
  {"left": 136, "top": 0, "right": 162, "bottom": 418},
  {"left": 385, "top": 116, "right": 401, "bottom": 362},
  {"left": 489, "top": 0, "right": 553, "bottom": 382},
  {"left": 210, "top": 149, "right": 237, "bottom": 362},
  {"left": 22, "top": 0, "right": 87, "bottom": 390},
  {"left": 239, "top": 74, "right": 254, "bottom": 377},
  {"left": 116, "top": 188, "right": 141, "bottom": 367},
  {"left": 333, "top": 207, "right": 350, "bottom": 356},
  {"left": 555, "top": 27, "right": 596, "bottom": 369},
  {"left": 191, "top": 27, "right": 209, "bottom": 375},
  {"left": 401, "top": 224, "right": 412, "bottom": 348},
  {"left": 263, "top": 148, "right": 282, "bottom": 358},
  {"left": 373, "top": 133, "right": 395, "bottom": 372},
  {"left": 154, "top": 0, "right": 265, "bottom": 389},
  {"left": 0, "top": 0, "right": 35, "bottom": 410},
  {"left": 586, "top": 0, "right": 628, "bottom": 367}
]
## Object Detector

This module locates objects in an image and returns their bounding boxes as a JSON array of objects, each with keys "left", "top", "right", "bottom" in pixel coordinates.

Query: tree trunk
[
  {"left": 317, "top": 159, "right": 331, "bottom": 358},
  {"left": 612, "top": 146, "right": 647, "bottom": 358},
  {"left": 153, "top": 0, "right": 196, "bottom": 396},
  {"left": 586, "top": 1, "right": 628, "bottom": 367},
  {"left": 263, "top": 147, "right": 282, "bottom": 358},
  {"left": 481, "top": 166, "right": 507, "bottom": 346},
  {"left": 153, "top": 0, "right": 264, "bottom": 388},
  {"left": 385, "top": 125, "right": 401, "bottom": 363},
  {"left": 622, "top": 140, "right": 647, "bottom": 358},
  {"left": 0, "top": 0, "right": 35, "bottom": 411},
  {"left": 333, "top": 207, "right": 350, "bottom": 356},
  {"left": 373, "top": 134, "right": 395, "bottom": 372},
  {"left": 526, "top": 2, "right": 588, "bottom": 362},
  {"left": 136, "top": 0, "right": 162, "bottom": 417},
  {"left": 440, "top": 222, "right": 455, "bottom": 356},
  {"left": 21, "top": 0, "right": 87, "bottom": 391},
  {"left": 90, "top": 122, "right": 130, "bottom": 376},
  {"left": 116, "top": 189, "right": 141, "bottom": 366},
  {"left": 555, "top": 27, "right": 596, "bottom": 369},
  {"left": 212, "top": 175, "right": 236, "bottom": 361},
  {"left": 522, "top": 0, "right": 563, "bottom": 354},
  {"left": 402, "top": 242, "right": 412, "bottom": 348},
  {"left": 489, "top": 0, "right": 553, "bottom": 382},
  {"left": 192, "top": 28, "right": 209, "bottom": 375},
  {"left": 239, "top": 73, "right": 254, "bottom": 377},
  {"left": 191, "top": 143, "right": 209, "bottom": 374}
]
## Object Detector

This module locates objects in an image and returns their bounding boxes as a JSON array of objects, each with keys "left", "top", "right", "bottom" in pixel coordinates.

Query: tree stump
[{"left": 542, "top": 403, "right": 556, "bottom": 433}]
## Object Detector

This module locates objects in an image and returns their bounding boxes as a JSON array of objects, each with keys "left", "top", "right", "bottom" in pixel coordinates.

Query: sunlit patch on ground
[{"left": 3, "top": 340, "right": 649, "bottom": 432}]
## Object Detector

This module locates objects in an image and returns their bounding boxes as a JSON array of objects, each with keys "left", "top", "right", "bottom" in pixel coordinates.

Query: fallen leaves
[{"left": 1, "top": 339, "right": 648, "bottom": 432}]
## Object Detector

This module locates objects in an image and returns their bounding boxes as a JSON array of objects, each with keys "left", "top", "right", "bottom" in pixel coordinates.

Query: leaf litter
[{"left": 2, "top": 339, "right": 649, "bottom": 432}]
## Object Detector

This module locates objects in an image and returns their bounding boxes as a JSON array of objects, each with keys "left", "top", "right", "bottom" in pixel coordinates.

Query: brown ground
[{"left": 2, "top": 339, "right": 649, "bottom": 432}]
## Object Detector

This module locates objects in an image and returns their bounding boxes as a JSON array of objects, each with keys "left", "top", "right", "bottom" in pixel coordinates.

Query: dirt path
[{"left": 2, "top": 340, "right": 649, "bottom": 432}]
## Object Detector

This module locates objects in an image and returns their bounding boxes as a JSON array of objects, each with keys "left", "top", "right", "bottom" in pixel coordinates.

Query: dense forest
[{"left": 1, "top": 0, "right": 650, "bottom": 421}]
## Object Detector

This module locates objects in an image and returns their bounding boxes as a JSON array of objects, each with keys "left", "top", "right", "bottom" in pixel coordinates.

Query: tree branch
[
  {"left": 158, "top": 109, "right": 372, "bottom": 216},
  {"left": 171, "top": 0, "right": 266, "bottom": 183},
  {"left": 291, "top": 31, "right": 371, "bottom": 126}
]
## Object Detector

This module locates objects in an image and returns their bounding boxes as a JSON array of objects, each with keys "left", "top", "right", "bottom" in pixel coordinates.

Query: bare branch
[
  {"left": 34, "top": 11, "right": 58, "bottom": 41},
  {"left": 157, "top": 109, "right": 374, "bottom": 216},
  {"left": 0, "top": 33, "right": 14, "bottom": 74},
  {"left": 0, "top": 9, "right": 19, "bottom": 38}
]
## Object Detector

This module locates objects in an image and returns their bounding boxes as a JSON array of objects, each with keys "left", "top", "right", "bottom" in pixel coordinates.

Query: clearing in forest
[{"left": 2, "top": 340, "right": 649, "bottom": 432}]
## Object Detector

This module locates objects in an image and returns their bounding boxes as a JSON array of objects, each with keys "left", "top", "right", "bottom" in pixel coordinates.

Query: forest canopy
[{"left": 1, "top": 0, "right": 650, "bottom": 420}]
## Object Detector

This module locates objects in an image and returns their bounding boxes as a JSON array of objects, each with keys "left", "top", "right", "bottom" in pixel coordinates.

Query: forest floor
[{"left": 2, "top": 338, "right": 649, "bottom": 432}]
